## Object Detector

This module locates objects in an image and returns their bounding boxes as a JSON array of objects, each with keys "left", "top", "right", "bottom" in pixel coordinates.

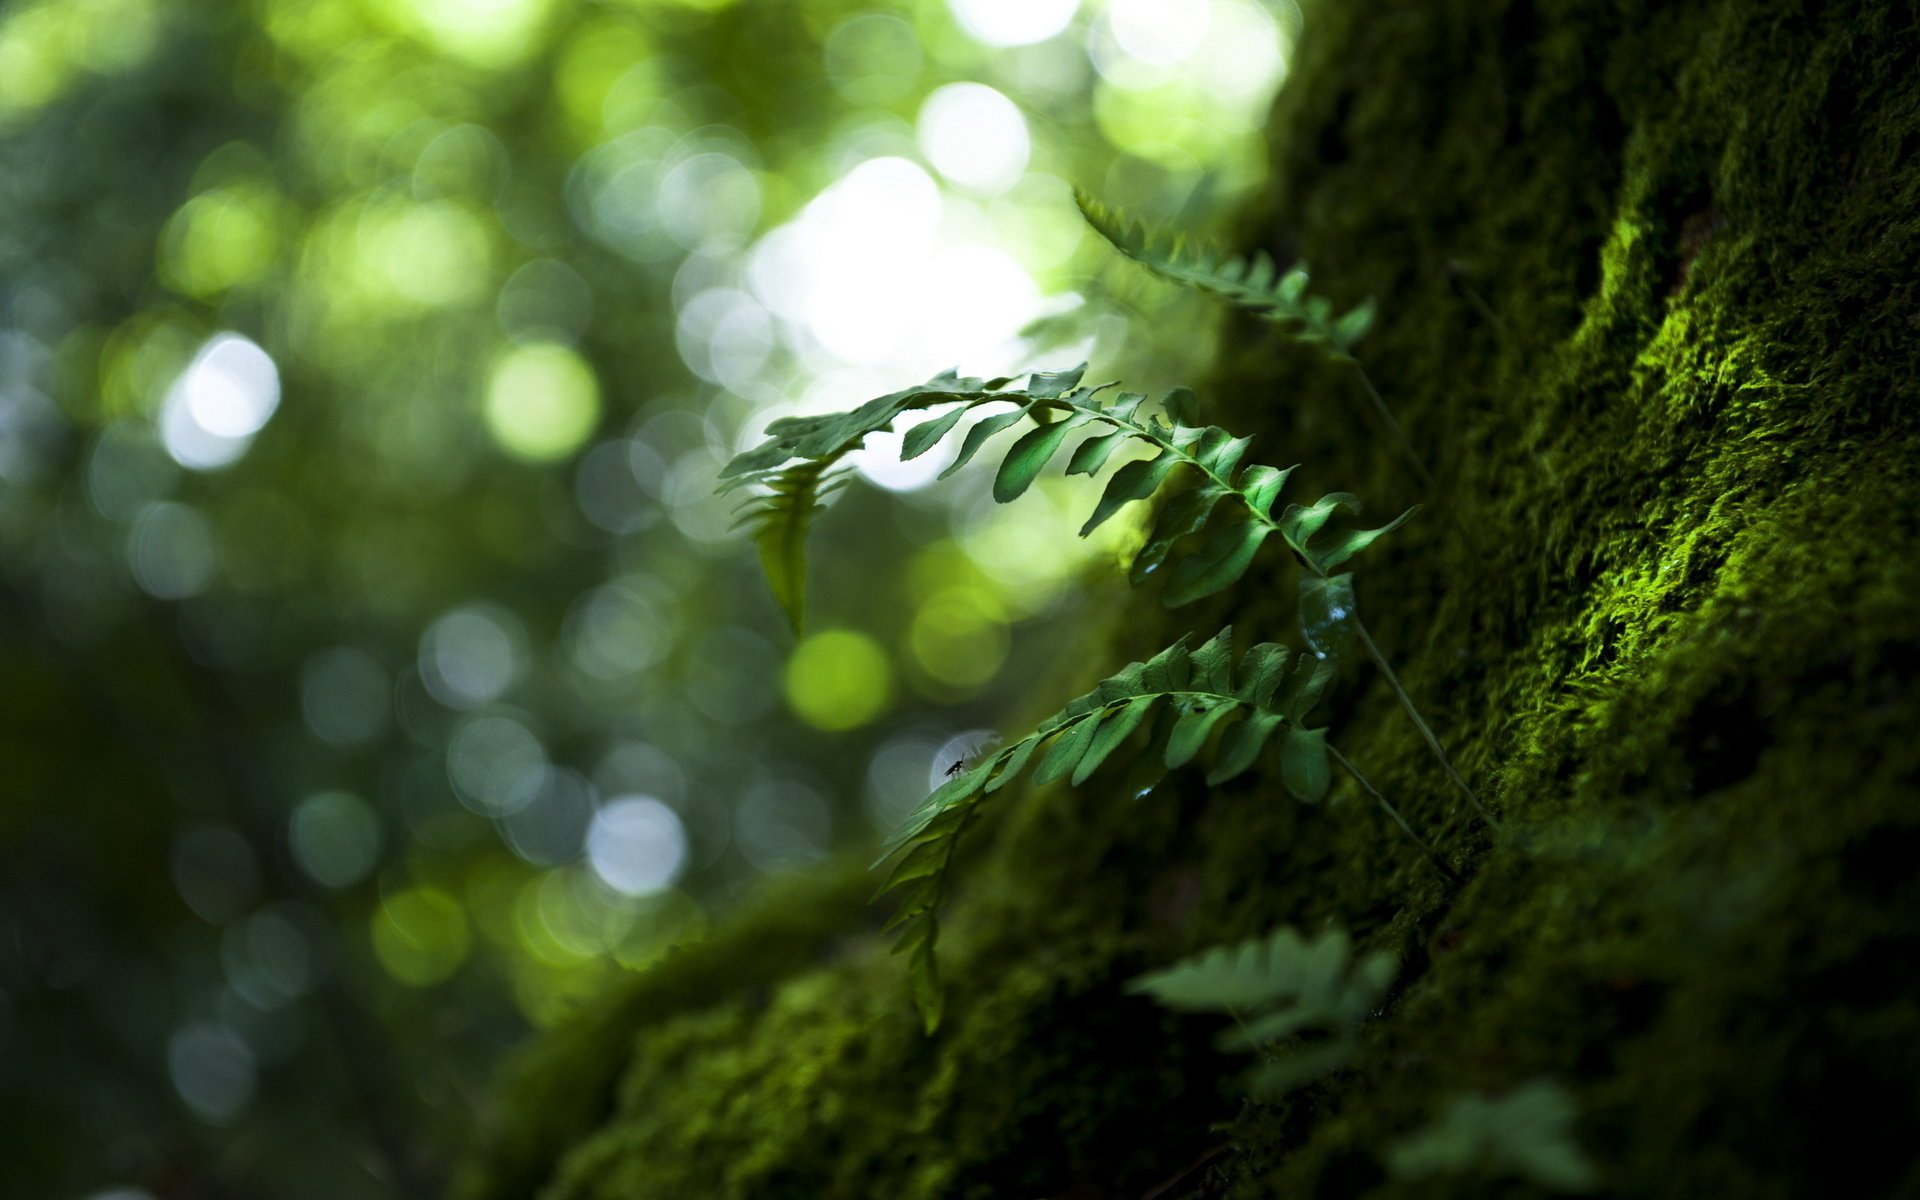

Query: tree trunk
[{"left": 459, "top": 1, "right": 1920, "bottom": 1195}]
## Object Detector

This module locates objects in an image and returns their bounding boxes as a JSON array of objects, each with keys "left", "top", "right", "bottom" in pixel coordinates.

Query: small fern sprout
[
  {"left": 1386, "top": 1080, "right": 1599, "bottom": 1193},
  {"left": 1073, "top": 188, "right": 1430, "bottom": 486},
  {"left": 1129, "top": 925, "right": 1398, "bottom": 1098},
  {"left": 873, "top": 628, "right": 1447, "bottom": 1032}
]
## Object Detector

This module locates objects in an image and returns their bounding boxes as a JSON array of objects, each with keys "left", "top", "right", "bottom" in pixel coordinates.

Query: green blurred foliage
[{"left": 0, "top": 0, "right": 1294, "bottom": 1194}]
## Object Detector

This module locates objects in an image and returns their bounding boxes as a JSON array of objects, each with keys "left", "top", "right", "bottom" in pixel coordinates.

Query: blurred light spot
[
  {"left": 370, "top": 886, "right": 470, "bottom": 986},
  {"left": 918, "top": 243, "right": 1042, "bottom": 360},
  {"left": 498, "top": 258, "right": 594, "bottom": 344},
  {"left": 1108, "top": 0, "right": 1211, "bottom": 66},
  {"left": 1192, "top": 0, "right": 1287, "bottom": 104},
  {"left": 609, "top": 887, "right": 706, "bottom": 969},
  {"left": 396, "top": 0, "right": 554, "bottom": 67},
  {"left": 159, "top": 334, "right": 280, "bottom": 470},
  {"left": 949, "top": 0, "right": 1079, "bottom": 46},
  {"left": 554, "top": 23, "right": 655, "bottom": 139},
  {"left": 686, "top": 626, "right": 778, "bottom": 726},
  {"left": 824, "top": 13, "right": 921, "bottom": 105},
  {"left": 761, "top": 157, "right": 940, "bottom": 364},
  {"left": 865, "top": 731, "right": 949, "bottom": 831},
  {"left": 289, "top": 791, "right": 383, "bottom": 889},
  {"left": 447, "top": 712, "right": 547, "bottom": 815},
  {"left": 834, "top": 391, "right": 960, "bottom": 492},
  {"left": 593, "top": 742, "right": 687, "bottom": 806},
  {"left": 420, "top": 603, "right": 525, "bottom": 709},
  {"left": 161, "top": 185, "right": 282, "bottom": 297},
  {"left": 564, "top": 581, "right": 666, "bottom": 679},
  {"left": 783, "top": 630, "right": 891, "bottom": 732},
  {"left": 171, "top": 826, "right": 259, "bottom": 924},
  {"left": 573, "top": 440, "right": 655, "bottom": 535},
  {"left": 360, "top": 201, "right": 493, "bottom": 308},
  {"left": 167, "top": 1022, "right": 255, "bottom": 1123},
  {"left": 586, "top": 796, "right": 687, "bottom": 895},
  {"left": 657, "top": 151, "right": 761, "bottom": 251},
  {"left": 127, "top": 502, "right": 217, "bottom": 600},
  {"left": 959, "top": 476, "right": 1131, "bottom": 613},
  {"left": 485, "top": 342, "right": 600, "bottom": 463},
  {"left": 86, "top": 421, "right": 178, "bottom": 520},
  {"left": 413, "top": 123, "right": 508, "bottom": 199},
  {"left": 571, "top": 128, "right": 678, "bottom": 264},
  {"left": 675, "top": 287, "right": 773, "bottom": 388},
  {"left": 85, "top": 1190, "right": 156, "bottom": 1200},
  {"left": 908, "top": 587, "right": 1010, "bottom": 690},
  {"left": 930, "top": 729, "right": 1003, "bottom": 789},
  {"left": 736, "top": 779, "right": 831, "bottom": 871},
  {"left": 918, "top": 84, "right": 1030, "bottom": 195},
  {"left": 515, "top": 866, "right": 621, "bottom": 962},
  {"left": 0, "top": 383, "right": 61, "bottom": 484},
  {"left": 221, "top": 907, "right": 316, "bottom": 1009},
  {"left": 499, "top": 768, "right": 595, "bottom": 866},
  {"left": 661, "top": 447, "right": 734, "bottom": 544},
  {"left": 0, "top": 0, "right": 160, "bottom": 124},
  {"left": 300, "top": 646, "right": 390, "bottom": 747}
]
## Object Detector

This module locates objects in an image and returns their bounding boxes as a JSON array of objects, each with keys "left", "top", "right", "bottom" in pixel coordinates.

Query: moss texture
[{"left": 458, "top": 0, "right": 1920, "bottom": 1195}]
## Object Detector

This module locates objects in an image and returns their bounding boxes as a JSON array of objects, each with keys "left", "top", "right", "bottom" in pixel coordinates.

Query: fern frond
[
  {"left": 1074, "top": 190, "right": 1433, "bottom": 485},
  {"left": 1129, "top": 924, "right": 1398, "bottom": 1097},
  {"left": 724, "top": 459, "right": 852, "bottom": 634},
  {"left": 720, "top": 365, "right": 1417, "bottom": 627},
  {"left": 1387, "top": 1081, "right": 1599, "bottom": 1192},
  {"left": 874, "top": 628, "right": 1339, "bottom": 1031},
  {"left": 718, "top": 366, "right": 1082, "bottom": 631},
  {"left": 1074, "top": 189, "right": 1376, "bottom": 359}
]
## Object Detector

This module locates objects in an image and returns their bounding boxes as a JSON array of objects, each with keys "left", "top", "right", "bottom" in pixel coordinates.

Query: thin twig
[
  {"left": 1348, "top": 613, "right": 1500, "bottom": 831},
  {"left": 1141, "top": 1142, "right": 1233, "bottom": 1200},
  {"left": 1447, "top": 261, "right": 1511, "bottom": 340},
  {"left": 1351, "top": 362, "right": 1433, "bottom": 487},
  {"left": 1327, "top": 742, "right": 1461, "bottom": 883}
]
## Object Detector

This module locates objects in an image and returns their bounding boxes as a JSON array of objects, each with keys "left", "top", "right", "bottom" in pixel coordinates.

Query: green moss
[{"left": 461, "top": 0, "right": 1920, "bottom": 1195}]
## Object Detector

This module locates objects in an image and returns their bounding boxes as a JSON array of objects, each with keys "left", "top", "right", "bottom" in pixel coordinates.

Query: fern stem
[
  {"left": 1035, "top": 390, "right": 1490, "bottom": 831},
  {"left": 1347, "top": 613, "right": 1500, "bottom": 831},
  {"left": 1327, "top": 742, "right": 1461, "bottom": 883},
  {"left": 1141, "top": 1144, "right": 1233, "bottom": 1200},
  {"left": 1446, "top": 262, "right": 1511, "bottom": 340},
  {"left": 1351, "top": 363, "right": 1433, "bottom": 486}
]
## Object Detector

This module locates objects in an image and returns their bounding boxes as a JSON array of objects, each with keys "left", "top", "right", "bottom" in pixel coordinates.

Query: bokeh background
[{"left": 0, "top": 0, "right": 1298, "bottom": 1194}]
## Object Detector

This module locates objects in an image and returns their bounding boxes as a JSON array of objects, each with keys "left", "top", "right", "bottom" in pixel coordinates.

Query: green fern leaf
[
  {"left": 1206, "top": 710, "right": 1284, "bottom": 784},
  {"left": 1129, "top": 926, "right": 1392, "bottom": 1021},
  {"left": 874, "top": 628, "right": 1333, "bottom": 1031},
  {"left": 1129, "top": 485, "right": 1226, "bottom": 586},
  {"left": 1075, "top": 189, "right": 1377, "bottom": 358},
  {"left": 1130, "top": 924, "right": 1399, "bottom": 1097},
  {"left": 1280, "top": 726, "right": 1332, "bottom": 802},
  {"left": 1387, "top": 1081, "right": 1598, "bottom": 1193},
  {"left": 1072, "top": 693, "right": 1160, "bottom": 785},
  {"left": 720, "top": 364, "right": 1410, "bottom": 630},
  {"left": 720, "top": 370, "right": 1034, "bottom": 631},
  {"left": 1281, "top": 492, "right": 1418, "bottom": 575},
  {"left": 1163, "top": 518, "right": 1271, "bottom": 607},
  {"left": 994, "top": 414, "right": 1089, "bottom": 501}
]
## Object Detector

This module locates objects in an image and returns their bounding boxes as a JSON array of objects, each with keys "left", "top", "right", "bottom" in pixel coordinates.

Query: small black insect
[{"left": 942, "top": 759, "right": 967, "bottom": 778}]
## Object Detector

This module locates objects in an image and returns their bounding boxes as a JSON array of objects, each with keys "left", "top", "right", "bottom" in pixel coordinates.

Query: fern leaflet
[
  {"left": 720, "top": 364, "right": 1415, "bottom": 629},
  {"left": 1074, "top": 189, "right": 1376, "bottom": 359},
  {"left": 874, "top": 628, "right": 1338, "bottom": 1031},
  {"left": 1075, "top": 190, "right": 1430, "bottom": 484},
  {"left": 1387, "top": 1080, "right": 1598, "bottom": 1192},
  {"left": 1130, "top": 925, "right": 1397, "bottom": 1097}
]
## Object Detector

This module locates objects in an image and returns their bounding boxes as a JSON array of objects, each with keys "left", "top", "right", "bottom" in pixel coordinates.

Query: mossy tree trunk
[{"left": 460, "top": 1, "right": 1920, "bottom": 1196}]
